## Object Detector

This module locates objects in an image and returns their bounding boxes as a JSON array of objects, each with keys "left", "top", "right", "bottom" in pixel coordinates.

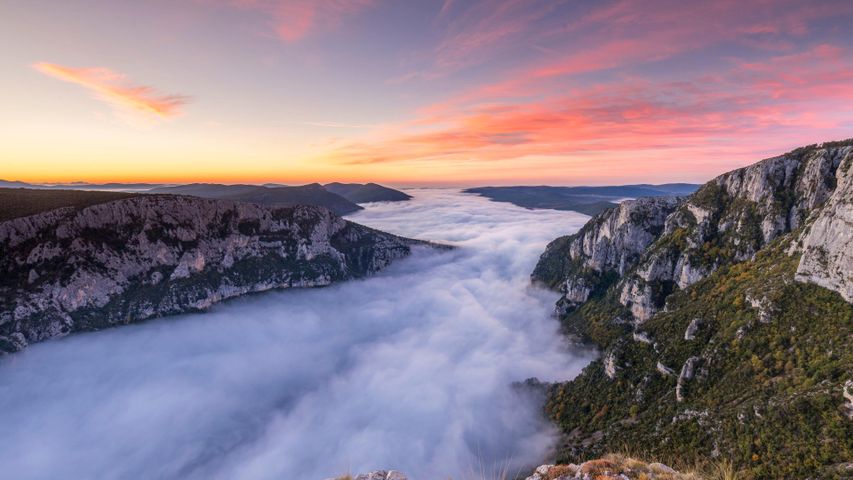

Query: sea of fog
[{"left": 0, "top": 189, "right": 595, "bottom": 480}]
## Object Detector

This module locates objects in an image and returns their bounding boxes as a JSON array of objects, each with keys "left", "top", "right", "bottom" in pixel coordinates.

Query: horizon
[
  {"left": 2, "top": 1, "right": 853, "bottom": 185},
  {"left": 3, "top": 137, "right": 849, "bottom": 188}
]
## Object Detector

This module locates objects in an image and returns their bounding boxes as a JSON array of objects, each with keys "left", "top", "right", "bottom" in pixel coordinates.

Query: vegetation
[
  {"left": 0, "top": 188, "right": 138, "bottom": 222},
  {"left": 544, "top": 237, "right": 853, "bottom": 479}
]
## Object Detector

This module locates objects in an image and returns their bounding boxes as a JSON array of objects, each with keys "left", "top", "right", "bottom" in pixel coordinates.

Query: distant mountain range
[
  {"left": 147, "top": 183, "right": 363, "bottom": 215},
  {"left": 465, "top": 184, "right": 700, "bottom": 215},
  {"left": 324, "top": 182, "right": 412, "bottom": 203},
  {"left": 0, "top": 180, "right": 164, "bottom": 191},
  {"left": 0, "top": 181, "right": 412, "bottom": 216}
]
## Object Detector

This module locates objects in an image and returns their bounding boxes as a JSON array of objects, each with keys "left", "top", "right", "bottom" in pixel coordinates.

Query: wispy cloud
[
  {"left": 33, "top": 62, "right": 189, "bottom": 119},
  {"left": 298, "top": 120, "right": 380, "bottom": 129},
  {"left": 393, "top": 0, "right": 563, "bottom": 82},
  {"left": 330, "top": 44, "right": 853, "bottom": 177},
  {"left": 331, "top": 0, "right": 853, "bottom": 182},
  {"left": 222, "top": 0, "right": 378, "bottom": 42}
]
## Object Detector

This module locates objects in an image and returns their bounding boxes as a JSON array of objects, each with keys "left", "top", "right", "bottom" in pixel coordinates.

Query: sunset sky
[{"left": 1, "top": 0, "right": 852, "bottom": 186}]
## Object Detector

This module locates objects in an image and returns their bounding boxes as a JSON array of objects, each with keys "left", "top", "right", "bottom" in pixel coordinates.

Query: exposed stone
[
  {"left": 676, "top": 357, "right": 700, "bottom": 402},
  {"left": 532, "top": 197, "right": 682, "bottom": 311},
  {"left": 632, "top": 331, "right": 652, "bottom": 344},
  {"left": 656, "top": 361, "right": 675, "bottom": 376},
  {"left": 795, "top": 146, "right": 853, "bottom": 302},
  {"left": 604, "top": 350, "right": 619, "bottom": 379},
  {"left": 0, "top": 195, "right": 424, "bottom": 353},
  {"left": 746, "top": 294, "right": 776, "bottom": 323},
  {"left": 684, "top": 317, "right": 702, "bottom": 340},
  {"left": 614, "top": 144, "right": 853, "bottom": 322}
]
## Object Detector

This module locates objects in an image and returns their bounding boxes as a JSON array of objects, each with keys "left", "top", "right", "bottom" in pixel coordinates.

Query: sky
[{"left": 1, "top": 0, "right": 852, "bottom": 186}]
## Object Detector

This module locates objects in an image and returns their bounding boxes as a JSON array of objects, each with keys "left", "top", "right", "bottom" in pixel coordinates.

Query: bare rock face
[
  {"left": 615, "top": 143, "right": 853, "bottom": 322},
  {"left": 0, "top": 195, "right": 421, "bottom": 353},
  {"left": 795, "top": 146, "right": 853, "bottom": 302},
  {"left": 676, "top": 356, "right": 701, "bottom": 402},
  {"left": 532, "top": 197, "right": 681, "bottom": 311},
  {"left": 533, "top": 142, "right": 853, "bottom": 327}
]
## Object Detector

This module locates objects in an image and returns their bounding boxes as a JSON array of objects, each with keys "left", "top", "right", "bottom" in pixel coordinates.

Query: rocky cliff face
[
  {"left": 535, "top": 141, "right": 853, "bottom": 478},
  {"left": 795, "top": 147, "right": 853, "bottom": 302},
  {"left": 536, "top": 141, "right": 853, "bottom": 323},
  {"left": 0, "top": 195, "right": 421, "bottom": 353},
  {"left": 532, "top": 197, "right": 680, "bottom": 313}
]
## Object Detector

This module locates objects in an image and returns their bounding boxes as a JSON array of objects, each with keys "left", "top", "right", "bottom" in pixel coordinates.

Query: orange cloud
[
  {"left": 33, "top": 62, "right": 189, "bottom": 118},
  {"left": 329, "top": 45, "right": 853, "bottom": 175}
]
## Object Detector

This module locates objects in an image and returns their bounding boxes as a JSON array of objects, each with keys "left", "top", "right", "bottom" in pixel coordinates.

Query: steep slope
[
  {"left": 533, "top": 141, "right": 853, "bottom": 478},
  {"left": 148, "top": 183, "right": 363, "bottom": 215},
  {"left": 324, "top": 182, "right": 412, "bottom": 203},
  {"left": 0, "top": 195, "right": 422, "bottom": 353}
]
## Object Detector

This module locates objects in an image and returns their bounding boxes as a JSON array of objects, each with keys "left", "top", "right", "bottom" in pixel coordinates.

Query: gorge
[{"left": 0, "top": 189, "right": 595, "bottom": 479}]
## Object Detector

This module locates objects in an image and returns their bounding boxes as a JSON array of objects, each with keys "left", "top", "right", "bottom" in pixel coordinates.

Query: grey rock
[
  {"left": 632, "top": 330, "right": 652, "bottom": 344},
  {"left": 676, "top": 357, "right": 700, "bottom": 402},
  {"left": 656, "top": 361, "right": 675, "bottom": 376},
  {"left": 843, "top": 380, "right": 853, "bottom": 420},
  {"left": 612, "top": 143, "right": 853, "bottom": 322},
  {"left": 684, "top": 317, "right": 702, "bottom": 340},
  {"left": 533, "top": 197, "right": 681, "bottom": 312},
  {"left": 0, "top": 195, "right": 423, "bottom": 353},
  {"left": 604, "top": 349, "right": 619, "bottom": 379},
  {"left": 795, "top": 146, "right": 853, "bottom": 302}
]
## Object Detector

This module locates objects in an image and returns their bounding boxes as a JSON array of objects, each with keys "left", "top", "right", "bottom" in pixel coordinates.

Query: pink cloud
[
  {"left": 390, "top": 0, "right": 563, "bottom": 82},
  {"left": 33, "top": 62, "right": 189, "bottom": 119},
  {"left": 223, "top": 0, "right": 377, "bottom": 42},
  {"left": 420, "top": 0, "right": 853, "bottom": 109},
  {"left": 330, "top": 44, "right": 853, "bottom": 179}
]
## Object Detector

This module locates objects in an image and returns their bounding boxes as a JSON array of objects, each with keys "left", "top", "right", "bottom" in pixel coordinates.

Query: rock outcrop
[
  {"left": 532, "top": 197, "right": 681, "bottom": 312},
  {"left": 536, "top": 140, "right": 853, "bottom": 478},
  {"left": 0, "top": 195, "right": 423, "bottom": 353},
  {"left": 526, "top": 457, "right": 687, "bottom": 480},
  {"left": 536, "top": 141, "right": 853, "bottom": 324},
  {"left": 795, "top": 146, "right": 853, "bottom": 302}
]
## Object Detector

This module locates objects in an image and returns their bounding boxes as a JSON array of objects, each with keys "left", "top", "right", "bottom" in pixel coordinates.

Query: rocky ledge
[
  {"left": 526, "top": 457, "right": 689, "bottom": 480},
  {"left": 0, "top": 195, "right": 425, "bottom": 353}
]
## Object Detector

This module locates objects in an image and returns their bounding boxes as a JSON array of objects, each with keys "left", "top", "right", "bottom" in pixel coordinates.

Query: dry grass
[
  {"left": 543, "top": 464, "right": 576, "bottom": 480},
  {"left": 334, "top": 454, "right": 743, "bottom": 480}
]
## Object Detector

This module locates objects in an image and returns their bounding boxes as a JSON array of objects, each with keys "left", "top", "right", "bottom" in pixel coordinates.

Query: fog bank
[{"left": 0, "top": 189, "right": 594, "bottom": 479}]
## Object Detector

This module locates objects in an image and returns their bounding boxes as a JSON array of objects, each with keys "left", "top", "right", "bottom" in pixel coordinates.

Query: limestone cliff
[
  {"left": 0, "top": 195, "right": 422, "bottom": 353},
  {"left": 535, "top": 141, "right": 853, "bottom": 323},
  {"left": 534, "top": 140, "right": 853, "bottom": 478},
  {"left": 532, "top": 197, "right": 681, "bottom": 313},
  {"left": 794, "top": 147, "right": 853, "bottom": 302}
]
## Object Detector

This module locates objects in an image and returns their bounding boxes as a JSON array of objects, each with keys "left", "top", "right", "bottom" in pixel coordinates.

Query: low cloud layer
[
  {"left": 0, "top": 190, "right": 593, "bottom": 479},
  {"left": 33, "top": 62, "right": 189, "bottom": 119}
]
